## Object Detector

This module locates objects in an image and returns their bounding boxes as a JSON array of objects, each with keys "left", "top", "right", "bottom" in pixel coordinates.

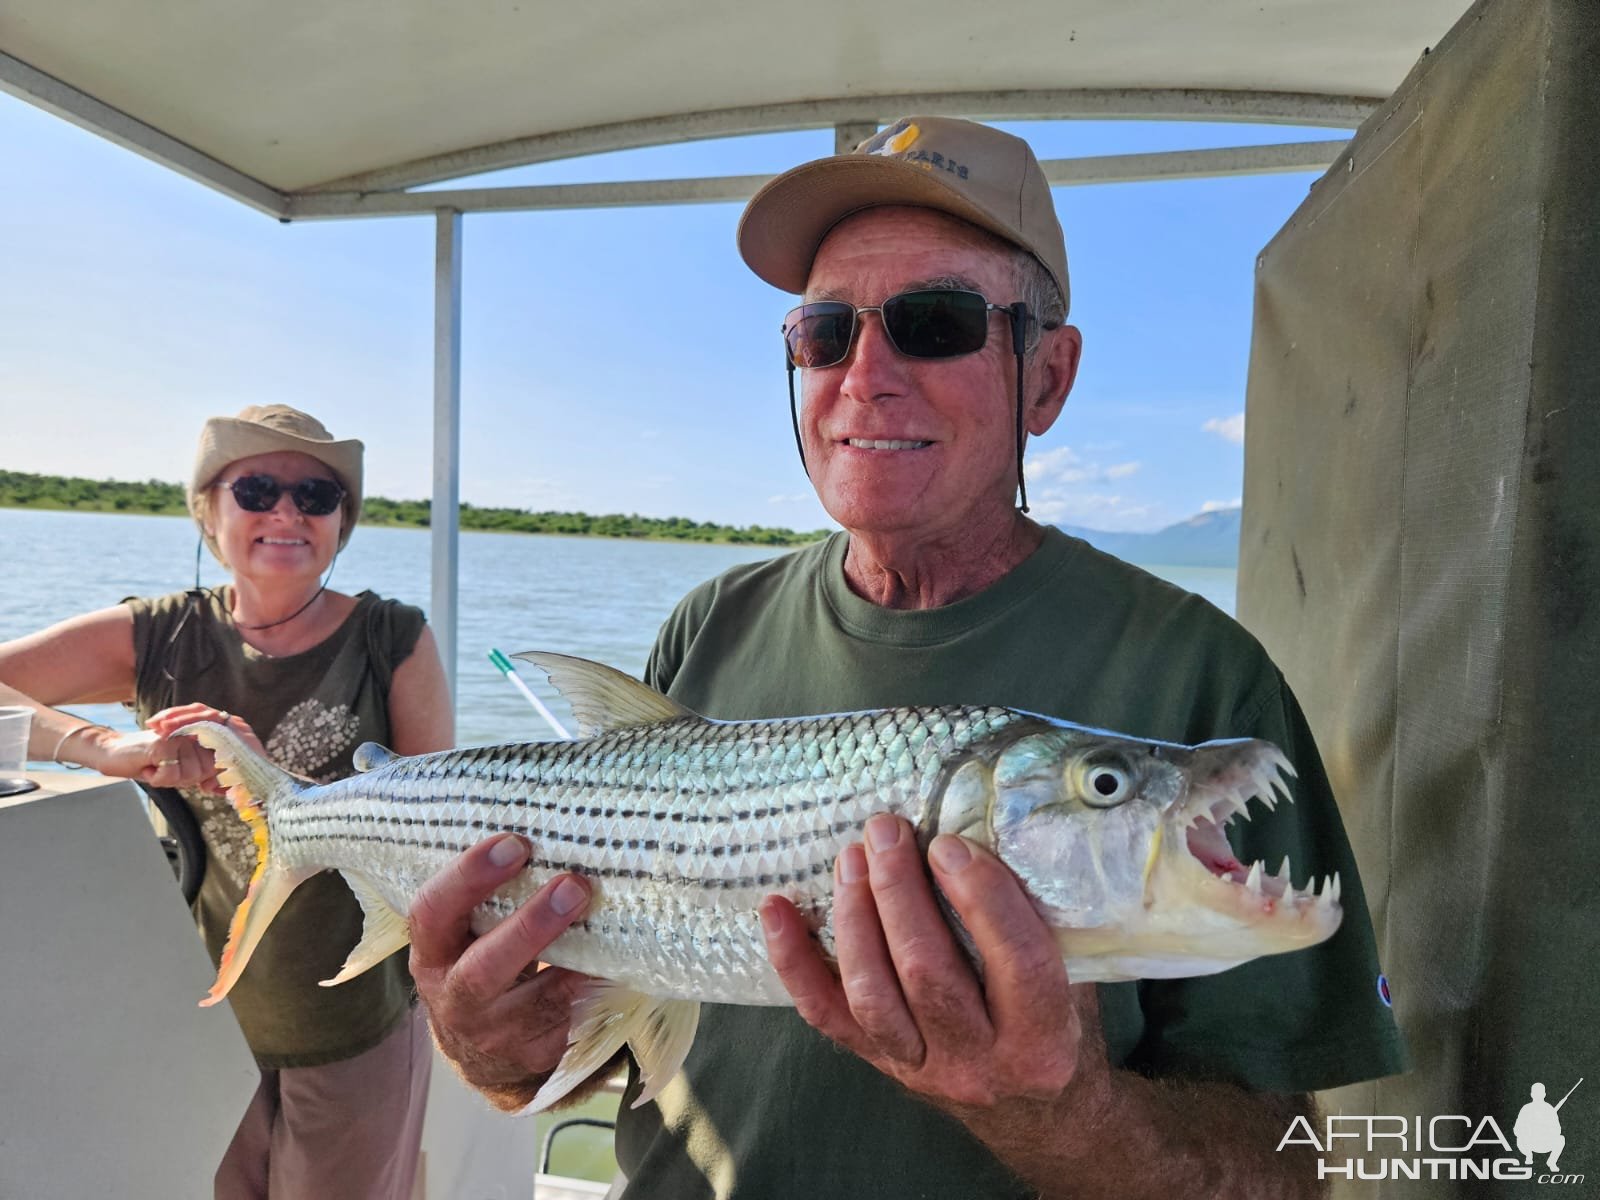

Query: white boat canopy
[
  {"left": 0, "top": 0, "right": 1472, "bottom": 692},
  {"left": 4, "top": 0, "right": 1468, "bottom": 214}
]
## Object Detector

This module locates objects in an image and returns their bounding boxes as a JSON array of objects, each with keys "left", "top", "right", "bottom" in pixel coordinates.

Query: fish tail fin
[
  {"left": 522, "top": 982, "right": 700, "bottom": 1113},
  {"left": 180, "top": 722, "right": 317, "bottom": 1007}
]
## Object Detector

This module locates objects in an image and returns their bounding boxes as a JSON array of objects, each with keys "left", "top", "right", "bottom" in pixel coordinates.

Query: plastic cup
[{"left": 0, "top": 706, "right": 39, "bottom": 798}]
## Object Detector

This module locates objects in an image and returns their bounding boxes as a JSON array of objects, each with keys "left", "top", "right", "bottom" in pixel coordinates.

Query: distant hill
[{"left": 1060, "top": 506, "right": 1241, "bottom": 569}]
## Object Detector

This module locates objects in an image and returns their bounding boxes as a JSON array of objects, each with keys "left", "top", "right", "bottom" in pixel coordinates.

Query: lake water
[{"left": 1, "top": 508, "right": 1237, "bottom": 746}]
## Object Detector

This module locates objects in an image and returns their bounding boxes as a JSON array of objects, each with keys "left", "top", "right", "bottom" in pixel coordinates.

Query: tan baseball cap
[
  {"left": 738, "top": 116, "right": 1069, "bottom": 313},
  {"left": 189, "top": 404, "right": 364, "bottom": 558}
]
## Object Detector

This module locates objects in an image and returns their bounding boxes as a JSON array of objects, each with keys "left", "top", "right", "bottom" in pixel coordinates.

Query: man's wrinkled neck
[{"left": 841, "top": 512, "right": 1044, "bottom": 610}]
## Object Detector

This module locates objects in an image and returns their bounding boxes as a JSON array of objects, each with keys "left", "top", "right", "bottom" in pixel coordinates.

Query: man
[{"left": 410, "top": 117, "right": 1406, "bottom": 1198}]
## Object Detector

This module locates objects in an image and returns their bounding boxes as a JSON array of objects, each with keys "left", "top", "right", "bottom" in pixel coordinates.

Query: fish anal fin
[
  {"left": 322, "top": 871, "right": 411, "bottom": 987},
  {"left": 512, "top": 652, "right": 700, "bottom": 737},
  {"left": 625, "top": 995, "right": 700, "bottom": 1110},
  {"left": 521, "top": 982, "right": 700, "bottom": 1114},
  {"left": 351, "top": 742, "right": 398, "bottom": 773}
]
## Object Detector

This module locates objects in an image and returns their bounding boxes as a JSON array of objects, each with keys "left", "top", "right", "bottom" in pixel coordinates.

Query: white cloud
[
  {"left": 1022, "top": 445, "right": 1155, "bottom": 530},
  {"left": 1024, "top": 446, "right": 1142, "bottom": 486},
  {"left": 1200, "top": 498, "right": 1242, "bottom": 513},
  {"left": 766, "top": 493, "right": 813, "bottom": 505},
  {"left": 1202, "top": 414, "right": 1246, "bottom": 445},
  {"left": 1023, "top": 445, "right": 1083, "bottom": 482},
  {"left": 1027, "top": 492, "right": 1162, "bottom": 531}
]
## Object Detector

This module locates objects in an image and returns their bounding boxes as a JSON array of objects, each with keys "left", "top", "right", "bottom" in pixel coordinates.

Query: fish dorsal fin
[
  {"left": 352, "top": 742, "right": 397, "bottom": 773},
  {"left": 513, "top": 651, "right": 698, "bottom": 738}
]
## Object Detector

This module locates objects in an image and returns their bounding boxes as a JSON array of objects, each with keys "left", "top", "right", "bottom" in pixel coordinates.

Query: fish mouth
[{"left": 1157, "top": 740, "right": 1341, "bottom": 926}]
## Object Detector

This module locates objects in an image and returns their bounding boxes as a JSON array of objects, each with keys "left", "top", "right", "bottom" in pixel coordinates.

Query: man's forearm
[{"left": 955, "top": 1073, "right": 1324, "bottom": 1200}]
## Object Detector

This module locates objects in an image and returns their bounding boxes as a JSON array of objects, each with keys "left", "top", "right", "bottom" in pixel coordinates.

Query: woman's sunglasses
[
  {"left": 220, "top": 473, "right": 346, "bottom": 517},
  {"left": 782, "top": 288, "right": 1030, "bottom": 368}
]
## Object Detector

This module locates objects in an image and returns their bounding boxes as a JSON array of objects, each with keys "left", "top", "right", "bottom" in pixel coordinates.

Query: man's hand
[
  {"left": 760, "top": 813, "right": 1111, "bottom": 1115},
  {"left": 408, "top": 834, "right": 595, "bottom": 1111}
]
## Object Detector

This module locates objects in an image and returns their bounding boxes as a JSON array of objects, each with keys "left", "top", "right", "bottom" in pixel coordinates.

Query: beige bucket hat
[
  {"left": 738, "top": 116, "right": 1069, "bottom": 312},
  {"left": 189, "top": 404, "right": 364, "bottom": 559}
]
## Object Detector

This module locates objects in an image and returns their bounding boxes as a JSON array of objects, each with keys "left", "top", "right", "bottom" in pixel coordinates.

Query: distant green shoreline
[{"left": 0, "top": 470, "right": 829, "bottom": 548}]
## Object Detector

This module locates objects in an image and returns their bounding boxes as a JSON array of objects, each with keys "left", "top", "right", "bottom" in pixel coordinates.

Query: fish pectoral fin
[
  {"left": 522, "top": 983, "right": 700, "bottom": 1114},
  {"left": 512, "top": 651, "right": 699, "bottom": 737},
  {"left": 321, "top": 871, "right": 411, "bottom": 987},
  {"left": 351, "top": 742, "right": 398, "bottom": 773}
]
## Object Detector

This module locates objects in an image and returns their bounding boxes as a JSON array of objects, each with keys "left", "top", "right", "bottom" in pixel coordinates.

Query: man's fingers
[
  {"left": 831, "top": 840, "right": 927, "bottom": 1064},
  {"left": 863, "top": 816, "right": 990, "bottom": 1048},
  {"left": 409, "top": 835, "right": 534, "bottom": 970},
  {"left": 929, "top": 834, "right": 1076, "bottom": 1074},
  {"left": 449, "top": 872, "right": 592, "bottom": 1005},
  {"left": 760, "top": 895, "right": 868, "bottom": 1055}
]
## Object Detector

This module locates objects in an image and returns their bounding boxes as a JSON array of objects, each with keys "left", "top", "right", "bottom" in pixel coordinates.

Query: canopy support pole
[{"left": 431, "top": 208, "right": 463, "bottom": 706}]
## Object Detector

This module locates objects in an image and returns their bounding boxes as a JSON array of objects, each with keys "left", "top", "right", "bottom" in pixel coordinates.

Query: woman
[{"left": 0, "top": 404, "right": 453, "bottom": 1199}]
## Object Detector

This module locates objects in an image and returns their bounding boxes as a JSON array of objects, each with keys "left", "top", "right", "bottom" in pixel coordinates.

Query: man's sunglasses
[
  {"left": 220, "top": 473, "right": 346, "bottom": 517},
  {"left": 782, "top": 288, "right": 1031, "bottom": 368}
]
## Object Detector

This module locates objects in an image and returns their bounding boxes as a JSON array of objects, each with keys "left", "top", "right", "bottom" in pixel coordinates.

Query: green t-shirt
[
  {"left": 127, "top": 587, "right": 425, "bottom": 1068},
  {"left": 614, "top": 529, "right": 1406, "bottom": 1198}
]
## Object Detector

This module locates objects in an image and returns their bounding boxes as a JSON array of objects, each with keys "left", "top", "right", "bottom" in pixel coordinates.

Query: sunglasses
[
  {"left": 782, "top": 288, "right": 1031, "bottom": 368},
  {"left": 220, "top": 473, "right": 346, "bottom": 517}
]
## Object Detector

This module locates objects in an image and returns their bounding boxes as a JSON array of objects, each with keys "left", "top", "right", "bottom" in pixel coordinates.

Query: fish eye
[{"left": 1078, "top": 760, "right": 1133, "bottom": 807}]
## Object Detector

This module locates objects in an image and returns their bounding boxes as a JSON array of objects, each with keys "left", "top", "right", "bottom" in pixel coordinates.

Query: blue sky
[{"left": 0, "top": 95, "right": 1345, "bottom": 532}]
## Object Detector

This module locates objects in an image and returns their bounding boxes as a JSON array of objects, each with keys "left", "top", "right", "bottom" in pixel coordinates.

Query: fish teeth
[
  {"left": 1275, "top": 856, "right": 1292, "bottom": 885},
  {"left": 1254, "top": 767, "right": 1279, "bottom": 811},
  {"left": 1245, "top": 861, "right": 1264, "bottom": 894},
  {"left": 1332, "top": 873, "right": 1342, "bottom": 903}
]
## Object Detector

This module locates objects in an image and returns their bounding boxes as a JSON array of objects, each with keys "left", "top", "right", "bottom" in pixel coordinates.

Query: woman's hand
[
  {"left": 141, "top": 704, "right": 267, "bottom": 794},
  {"left": 68, "top": 726, "right": 211, "bottom": 792}
]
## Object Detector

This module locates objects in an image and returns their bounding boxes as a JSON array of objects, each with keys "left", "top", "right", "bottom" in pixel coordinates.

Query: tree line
[{"left": 0, "top": 470, "right": 829, "bottom": 547}]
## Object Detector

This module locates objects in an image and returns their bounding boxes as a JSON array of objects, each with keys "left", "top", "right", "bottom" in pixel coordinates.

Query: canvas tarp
[{"left": 1238, "top": 0, "right": 1598, "bottom": 1192}]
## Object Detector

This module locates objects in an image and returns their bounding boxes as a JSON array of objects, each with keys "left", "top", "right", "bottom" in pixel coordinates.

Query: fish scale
[{"left": 269, "top": 705, "right": 1017, "bottom": 1004}]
